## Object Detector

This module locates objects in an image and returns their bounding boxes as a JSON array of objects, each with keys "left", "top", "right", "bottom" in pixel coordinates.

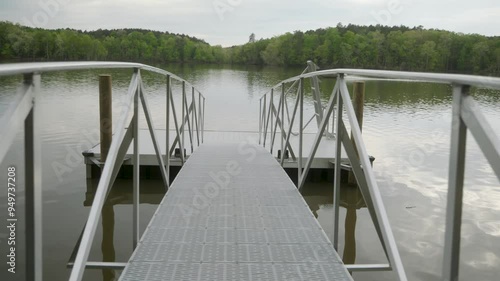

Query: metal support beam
[
  {"left": 461, "top": 95, "right": 500, "bottom": 180},
  {"left": 67, "top": 262, "right": 127, "bottom": 270},
  {"left": 281, "top": 83, "right": 285, "bottom": 159},
  {"left": 270, "top": 89, "right": 274, "bottom": 149},
  {"left": 181, "top": 81, "right": 185, "bottom": 153},
  {"left": 165, "top": 76, "right": 171, "bottom": 182},
  {"left": 263, "top": 91, "right": 274, "bottom": 147},
  {"left": 191, "top": 90, "right": 195, "bottom": 145},
  {"left": 109, "top": 119, "right": 134, "bottom": 188},
  {"left": 169, "top": 103, "right": 194, "bottom": 157},
  {"left": 442, "top": 85, "right": 469, "bottom": 281},
  {"left": 298, "top": 78, "right": 304, "bottom": 185},
  {"left": 202, "top": 97, "right": 205, "bottom": 143},
  {"left": 69, "top": 71, "right": 139, "bottom": 281},
  {"left": 140, "top": 82, "right": 169, "bottom": 190},
  {"left": 270, "top": 101, "right": 280, "bottom": 154},
  {"left": 333, "top": 80, "right": 343, "bottom": 250},
  {"left": 25, "top": 73, "right": 43, "bottom": 281},
  {"left": 345, "top": 264, "right": 391, "bottom": 272},
  {"left": 259, "top": 98, "right": 262, "bottom": 144},
  {"left": 338, "top": 119, "right": 387, "bottom": 257},
  {"left": 168, "top": 85, "right": 185, "bottom": 164},
  {"left": 281, "top": 89, "right": 301, "bottom": 164},
  {"left": 132, "top": 88, "right": 140, "bottom": 249},
  {"left": 181, "top": 83, "right": 194, "bottom": 153},
  {"left": 198, "top": 92, "right": 202, "bottom": 145},
  {"left": 192, "top": 87, "right": 200, "bottom": 147},
  {"left": 271, "top": 98, "right": 296, "bottom": 161},
  {"left": 307, "top": 60, "right": 324, "bottom": 128},
  {"left": 270, "top": 102, "right": 297, "bottom": 162},
  {"left": 338, "top": 78, "right": 407, "bottom": 281},
  {"left": 297, "top": 81, "right": 340, "bottom": 190}
]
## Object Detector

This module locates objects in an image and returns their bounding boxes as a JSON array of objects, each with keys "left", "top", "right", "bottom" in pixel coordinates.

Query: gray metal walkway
[{"left": 119, "top": 143, "right": 353, "bottom": 281}]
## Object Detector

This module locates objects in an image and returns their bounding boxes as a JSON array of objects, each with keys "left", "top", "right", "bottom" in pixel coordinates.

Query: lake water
[{"left": 0, "top": 64, "right": 499, "bottom": 281}]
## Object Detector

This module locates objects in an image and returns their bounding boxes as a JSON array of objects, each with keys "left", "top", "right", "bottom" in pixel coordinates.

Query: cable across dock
[{"left": 119, "top": 143, "right": 352, "bottom": 281}]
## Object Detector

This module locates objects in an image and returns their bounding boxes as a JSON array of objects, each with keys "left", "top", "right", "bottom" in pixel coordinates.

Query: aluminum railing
[
  {"left": 258, "top": 62, "right": 334, "bottom": 158},
  {"left": 0, "top": 62, "right": 206, "bottom": 281},
  {"left": 258, "top": 68, "right": 500, "bottom": 281}
]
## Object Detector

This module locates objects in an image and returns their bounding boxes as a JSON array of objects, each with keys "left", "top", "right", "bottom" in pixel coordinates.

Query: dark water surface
[{"left": 0, "top": 64, "right": 499, "bottom": 281}]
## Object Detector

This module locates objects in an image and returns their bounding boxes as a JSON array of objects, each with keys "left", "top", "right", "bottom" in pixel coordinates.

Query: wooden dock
[{"left": 118, "top": 143, "right": 353, "bottom": 281}]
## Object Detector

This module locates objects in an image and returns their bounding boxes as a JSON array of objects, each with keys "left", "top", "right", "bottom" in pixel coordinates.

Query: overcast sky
[{"left": 1, "top": 0, "right": 498, "bottom": 46}]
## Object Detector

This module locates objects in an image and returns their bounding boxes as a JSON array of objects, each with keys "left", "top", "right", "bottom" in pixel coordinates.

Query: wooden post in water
[
  {"left": 99, "top": 75, "right": 112, "bottom": 162},
  {"left": 348, "top": 81, "right": 365, "bottom": 185}
]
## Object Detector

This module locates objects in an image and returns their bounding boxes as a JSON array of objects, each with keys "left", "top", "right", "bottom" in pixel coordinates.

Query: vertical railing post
[
  {"left": 168, "top": 83, "right": 185, "bottom": 164},
  {"left": 166, "top": 75, "right": 171, "bottom": 183},
  {"left": 181, "top": 81, "right": 186, "bottom": 156},
  {"left": 307, "top": 60, "right": 324, "bottom": 128},
  {"left": 263, "top": 95, "right": 267, "bottom": 147},
  {"left": 281, "top": 83, "right": 285, "bottom": 160},
  {"left": 285, "top": 86, "right": 292, "bottom": 125},
  {"left": 25, "top": 73, "right": 42, "bottom": 281},
  {"left": 298, "top": 78, "right": 304, "bottom": 185},
  {"left": 99, "top": 74, "right": 112, "bottom": 162},
  {"left": 259, "top": 98, "right": 262, "bottom": 145},
  {"left": 132, "top": 69, "right": 140, "bottom": 249},
  {"left": 270, "top": 89, "right": 274, "bottom": 151},
  {"left": 183, "top": 85, "right": 194, "bottom": 153},
  {"left": 191, "top": 87, "right": 195, "bottom": 145},
  {"left": 192, "top": 87, "right": 200, "bottom": 146},
  {"left": 443, "top": 85, "right": 469, "bottom": 281},
  {"left": 202, "top": 97, "right": 205, "bottom": 143},
  {"left": 333, "top": 76, "right": 344, "bottom": 250},
  {"left": 270, "top": 92, "right": 283, "bottom": 155},
  {"left": 198, "top": 92, "right": 202, "bottom": 144}
]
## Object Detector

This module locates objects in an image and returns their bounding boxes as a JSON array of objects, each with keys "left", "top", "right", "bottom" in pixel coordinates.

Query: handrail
[
  {"left": 258, "top": 67, "right": 500, "bottom": 281},
  {"left": 0, "top": 62, "right": 205, "bottom": 97},
  {"left": 277, "top": 68, "right": 500, "bottom": 89},
  {"left": 0, "top": 62, "right": 206, "bottom": 281},
  {"left": 258, "top": 64, "right": 338, "bottom": 148}
]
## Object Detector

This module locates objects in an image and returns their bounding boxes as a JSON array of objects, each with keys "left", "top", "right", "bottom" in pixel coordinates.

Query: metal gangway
[{"left": 1, "top": 62, "right": 500, "bottom": 281}]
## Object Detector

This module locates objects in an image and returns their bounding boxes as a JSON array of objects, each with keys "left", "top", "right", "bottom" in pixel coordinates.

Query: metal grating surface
[{"left": 119, "top": 143, "right": 353, "bottom": 281}]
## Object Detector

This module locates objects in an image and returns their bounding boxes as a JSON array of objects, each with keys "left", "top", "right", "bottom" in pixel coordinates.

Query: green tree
[{"left": 420, "top": 41, "right": 438, "bottom": 70}]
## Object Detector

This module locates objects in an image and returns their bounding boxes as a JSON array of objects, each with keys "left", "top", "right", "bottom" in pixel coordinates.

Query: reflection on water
[
  {"left": 77, "top": 179, "right": 166, "bottom": 281},
  {"left": 302, "top": 181, "right": 367, "bottom": 267},
  {"left": 0, "top": 64, "right": 499, "bottom": 281},
  {"left": 101, "top": 204, "right": 115, "bottom": 281}
]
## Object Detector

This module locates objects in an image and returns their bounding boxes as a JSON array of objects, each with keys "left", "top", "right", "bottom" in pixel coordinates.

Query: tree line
[
  {"left": 0, "top": 21, "right": 223, "bottom": 63},
  {"left": 1, "top": 21, "right": 499, "bottom": 75}
]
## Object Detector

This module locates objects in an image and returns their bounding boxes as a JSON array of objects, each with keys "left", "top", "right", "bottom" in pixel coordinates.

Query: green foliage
[
  {"left": 0, "top": 21, "right": 213, "bottom": 64},
  {"left": 0, "top": 21, "right": 499, "bottom": 75}
]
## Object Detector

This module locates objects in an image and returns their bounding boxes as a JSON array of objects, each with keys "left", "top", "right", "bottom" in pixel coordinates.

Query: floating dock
[
  {"left": 118, "top": 143, "right": 353, "bottom": 281},
  {"left": 83, "top": 129, "right": 352, "bottom": 179}
]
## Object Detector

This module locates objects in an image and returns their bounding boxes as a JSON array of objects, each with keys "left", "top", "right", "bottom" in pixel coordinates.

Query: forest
[{"left": 1, "top": 21, "right": 499, "bottom": 75}]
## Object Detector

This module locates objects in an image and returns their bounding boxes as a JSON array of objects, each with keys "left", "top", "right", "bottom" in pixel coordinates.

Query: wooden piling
[
  {"left": 99, "top": 75, "right": 112, "bottom": 162},
  {"left": 348, "top": 81, "right": 365, "bottom": 185}
]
